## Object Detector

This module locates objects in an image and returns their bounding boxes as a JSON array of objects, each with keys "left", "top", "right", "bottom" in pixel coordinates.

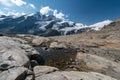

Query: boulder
[
  {"left": 34, "top": 66, "right": 59, "bottom": 77},
  {"left": 25, "top": 69, "right": 34, "bottom": 80},
  {"left": 0, "top": 36, "right": 30, "bottom": 69},
  {"left": 31, "top": 36, "right": 50, "bottom": 46},
  {"left": 0, "top": 36, "right": 41, "bottom": 70},
  {"left": 76, "top": 53, "right": 120, "bottom": 79},
  {"left": 49, "top": 42, "right": 67, "bottom": 49},
  {"left": 25, "top": 75, "right": 34, "bottom": 80},
  {"left": 0, "top": 67, "right": 28, "bottom": 80},
  {"left": 0, "top": 49, "right": 30, "bottom": 70},
  {"left": 36, "top": 71, "right": 117, "bottom": 80}
]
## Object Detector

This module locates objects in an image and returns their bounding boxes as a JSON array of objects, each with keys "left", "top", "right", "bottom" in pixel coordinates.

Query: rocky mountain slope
[
  {"left": 0, "top": 35, "right": 118, "bottom": 80},
  {"left": 0, "top": 12, "right": 112, "bottom": 36},
  {"left": 0, "top": 18, "right": 120, "bottom": 80},
  {"left": 49, "top": 18, "right": 120, "bottom": 79}
]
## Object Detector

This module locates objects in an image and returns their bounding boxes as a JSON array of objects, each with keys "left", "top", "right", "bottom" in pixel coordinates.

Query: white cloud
[
  {"left": 0, "top": 0, "right": 27, "bottom": 7},
  {"left": 0, "top": 0, "right": 13, "bottom": 7},
  {"left": 10, "top": 0, "right": 27, "bottom": 6},
  {"left": 40, "top": 6, "right": 66, "bottom": 19},
  {"left": 40, "top": 6, "right": 52, "bottom": 15},
  {"left": 53, "top": 10, "right": 65, "bottom": 19},
  {"left": 29, "top": 3, "right": 36, "bottom": 9}
]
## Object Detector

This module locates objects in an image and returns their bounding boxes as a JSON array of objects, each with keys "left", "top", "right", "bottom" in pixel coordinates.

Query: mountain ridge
[{"left": 0, "top": 12, "right": 112, "bottom": 36}]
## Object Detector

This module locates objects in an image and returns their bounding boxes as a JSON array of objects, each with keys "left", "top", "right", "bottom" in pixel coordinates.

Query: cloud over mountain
[
  {"left": 40, "top": 6, "right": 52, "bottom": 15},
  {"left": 53, "top": 10, "right": 65, "bottom": 19},
  {"left": 40, "top": 6, "right": 65, "bottom": 19}
]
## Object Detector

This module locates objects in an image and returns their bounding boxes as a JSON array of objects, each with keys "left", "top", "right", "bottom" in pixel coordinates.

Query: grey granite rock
[
  {"left": 34, "top": 66, "right": 59, "bottom": 77},
  {"left": 0, "top": 67, "right": 27, "bottom": 80},
  {"left": 76, "top": 53, "right": 120, "bottom": 79},
  {"left": 0, "top": 36, "right": 30, "bottom": 69},
  {"left": 36, "top": 71, "right": 117, "bottom": 80},
  {"left": 0, "top": 36, "right": 41, "bottom": 70},
  {"left": 49, "top": 42, "right": 67, "bottom": 49}
]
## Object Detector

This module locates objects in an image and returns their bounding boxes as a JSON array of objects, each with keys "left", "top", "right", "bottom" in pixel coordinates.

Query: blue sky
[{"left": 0, "top": 0, "right": 120, "bottom": 25}]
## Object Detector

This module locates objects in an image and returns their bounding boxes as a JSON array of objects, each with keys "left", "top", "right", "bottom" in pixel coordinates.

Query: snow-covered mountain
[
  {"left": 0, "top": 12, "right": 113, "bottom": 36},
  {"left": 90, "top": 20, "right": 113, "bottom": 30}
]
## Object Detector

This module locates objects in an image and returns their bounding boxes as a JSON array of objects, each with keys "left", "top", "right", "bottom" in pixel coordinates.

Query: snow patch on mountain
[
  {"left": 0, "top": 18, "right": 5, "bottom": 21},
  {"left": 60, "top": 23, "right": 88, "bottom": 35},
  {"left": 37, "top": 21, "right": 54, "bottom": 31},
  {"left": 24, "top": 13, "right": 34, "bottom": 19},
  {"left": 57, "top": 20, "right": 112, "bottom": 35},
  {"left": 90, "top": 20, "right": 113, "bottom": 30}
]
